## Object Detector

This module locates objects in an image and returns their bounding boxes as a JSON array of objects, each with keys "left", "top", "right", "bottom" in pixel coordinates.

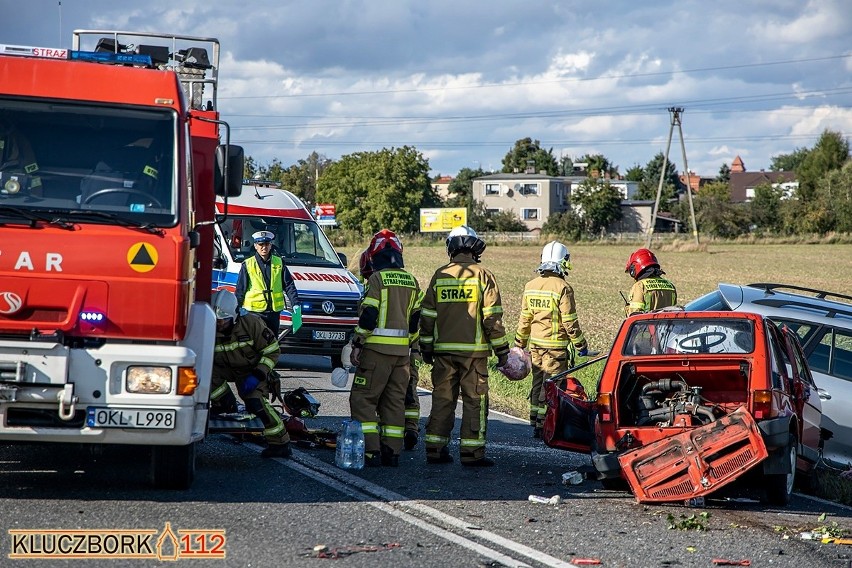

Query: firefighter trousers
[
  {"left": 349, "top": 349, "right": 409, "bottom": 457},
  {"left": 425, "top": 354, "right": 489, "bottom": 464},
  {"left": 529, "top": 347, "right": 571, "bottom": 429},
  {"left": 210, "top": 368, "right": 290, "bottom": 446},
  {"left": 405, "top": 354, "right": 421, "bottom": 434}
]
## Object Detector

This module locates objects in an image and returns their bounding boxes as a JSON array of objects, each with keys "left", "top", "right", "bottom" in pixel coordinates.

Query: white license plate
[
  {"left": 312, "top": 330, "right": 346, "bottom": 341},
  {"left": 86, "top": 407, "right": 176, "bottom": 429}
]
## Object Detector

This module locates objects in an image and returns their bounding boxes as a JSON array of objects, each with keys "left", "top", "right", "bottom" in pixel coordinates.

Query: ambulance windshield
[
  {"left": 221, "top": 216, "right": 343, "bottom": 267},
  {"left": 0, "top": 97, "right": 177, "bottom": 226}
]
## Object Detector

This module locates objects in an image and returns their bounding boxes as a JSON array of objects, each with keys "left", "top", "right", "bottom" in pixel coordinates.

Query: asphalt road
[{"left": 0, "top": 354, "right": 850, "bottom": 568}]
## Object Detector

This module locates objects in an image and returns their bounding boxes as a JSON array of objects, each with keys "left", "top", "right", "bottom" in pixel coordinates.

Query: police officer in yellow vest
[
  {"left": 420, "top": 226, "right": 510, "bottom": 467},
  {"left": 349, "top": 230, "right": 422, "bottom": 467},
  {"left": 515, "top": 242, "right": 590, "bottom": 438},
  {"left": 235, "top": 230, "right": 297, "bottom": 336}
]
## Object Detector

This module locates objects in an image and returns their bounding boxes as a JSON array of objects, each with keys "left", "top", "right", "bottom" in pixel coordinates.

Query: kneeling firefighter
[
  {"left": 349, "top": 230, "right": 422, "bottom": 467},
  {"left": 210, "top": 289, "right": 292, "bottom": 458}
]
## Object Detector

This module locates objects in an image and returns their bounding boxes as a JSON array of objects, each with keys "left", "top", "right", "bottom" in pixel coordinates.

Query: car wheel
[
  {"left": 151, "top": 442, "right": 196, "bottom": 490},
  {"left": 764, "top": 434, "right": 796, "bottom": 506}
]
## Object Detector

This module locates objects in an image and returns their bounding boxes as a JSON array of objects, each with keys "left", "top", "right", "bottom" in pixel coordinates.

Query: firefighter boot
[
  {"left": 380, "top": 444, "right": 399, "bottom": 467},
  {"left": 461, "top": 457, "right": 495, "bottom": 468},
  {"left": 261, "top": 443, "right": 292, "bottom": 459},
  {"left": 426, "top": 446, "right": 453, "bottom": 464},
  {"left": 404, "top": 430, "right": 419, "bottom": 451},
  {"left": 365, "top": 452, "right": 382, "bottom": 467}
]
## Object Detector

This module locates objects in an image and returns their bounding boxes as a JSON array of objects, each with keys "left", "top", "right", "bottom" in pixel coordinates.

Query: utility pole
[{"left": 646, "top": 107, "right": 699, "bottom": 248}]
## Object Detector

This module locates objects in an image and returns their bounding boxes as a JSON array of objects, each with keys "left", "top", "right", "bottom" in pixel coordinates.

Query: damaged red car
[{"left": 543, "top": 310, "right": 824, "bottom": 506}]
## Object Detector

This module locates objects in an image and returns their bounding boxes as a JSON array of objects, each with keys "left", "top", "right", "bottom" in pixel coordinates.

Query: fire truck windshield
[{"left": 0, "top": 98, "right": 177, "bottom": 227}]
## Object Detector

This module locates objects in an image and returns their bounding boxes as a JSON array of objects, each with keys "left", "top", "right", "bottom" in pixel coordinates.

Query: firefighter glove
[
  {"left": 496, "top": 352, "right": 509, "bottom": 368},
  {"left": 267, "top": 370, "right": 283, "bottom": 403},
  {"left": 239, "top": 373, "right": 262, "bottom": 397},
  {"left": 577, "top": 347, "right": 589, "bottom": 357},
  {"left": 421, "top": 350, "right": 434, "bottom": 365}
]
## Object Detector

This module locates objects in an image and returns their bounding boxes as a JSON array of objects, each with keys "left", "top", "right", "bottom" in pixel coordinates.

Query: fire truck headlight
[{"left": 126, "top": 366, "right": 172, "bottom": 394}]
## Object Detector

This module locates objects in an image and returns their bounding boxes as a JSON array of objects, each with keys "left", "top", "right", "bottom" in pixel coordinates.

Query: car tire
[
  {"left": 763, "top": 434, "right": 797, "bottom": 506},
  {"left": 151, "top": 442, "right": 196, "bottom": 490}
]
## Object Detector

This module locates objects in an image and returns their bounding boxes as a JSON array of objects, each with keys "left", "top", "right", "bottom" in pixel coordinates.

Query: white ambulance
[{"left": 213, "top": 181, "right": 361, "bottom": 367}]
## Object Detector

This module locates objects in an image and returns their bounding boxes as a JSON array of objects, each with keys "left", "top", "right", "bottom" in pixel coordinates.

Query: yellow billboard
[{"left": 419, "top": 207, "right": 468, "bottom": 233}]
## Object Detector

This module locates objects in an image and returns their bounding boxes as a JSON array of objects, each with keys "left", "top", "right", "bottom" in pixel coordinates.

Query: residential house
[
  {"left": 728, "top": 155, "right": 797, "bottom": 202},
  {"left": 474, "top": 172, "right": 573, "bottom": 231},
  {"left": 432, "top": 175, "right": 454, "bottom": 200},
  {"left": 474, "top": 172, "right": 641, "bottom": 230}
]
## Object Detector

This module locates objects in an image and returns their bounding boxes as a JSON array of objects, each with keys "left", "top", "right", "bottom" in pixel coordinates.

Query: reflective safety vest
[
  {"left": 625, "top": 276, "right": 677, "bottom": 316},
  {"left": 420, "top": 253, "right": 509, "bottom": 358},
  {"left": 243, "top": 255, "right": 284, "bottom": 313},
  {"left": 515, "top": 272, "right": 587, "bottom": 351},
  {"left": 355, "top": 269, "right": 421, "bottom": 356}
]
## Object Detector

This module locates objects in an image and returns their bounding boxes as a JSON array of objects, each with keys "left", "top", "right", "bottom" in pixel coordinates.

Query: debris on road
[
  {"left": 562, "top": 471, "right": 584, "bottom": 485},
  {"left": 528, "top": 495, "right": 563, "bottom": 505},
  {"left": 570, "top": 558, "right": 602, "bottom": 565},
  {"left": 308, "top": 542, "right": 402, "bottom": 559},
  {"left": 711, "top": 559, "right": 751, "bottom": 566}
]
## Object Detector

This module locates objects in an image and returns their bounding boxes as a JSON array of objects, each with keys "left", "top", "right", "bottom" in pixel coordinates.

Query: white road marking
[{"left": 256, "top": 446, "right": 576, "bottom": 568}]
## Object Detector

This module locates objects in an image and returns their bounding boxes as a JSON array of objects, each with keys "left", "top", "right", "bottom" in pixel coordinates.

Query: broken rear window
[{"left": 623, "top": 318, "right": 755, "bottom": 356}]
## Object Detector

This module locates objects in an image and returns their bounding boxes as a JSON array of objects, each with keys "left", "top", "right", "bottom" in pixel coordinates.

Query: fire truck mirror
[{"left": 215, "top": 144, "right": 244, "bottom": 198}]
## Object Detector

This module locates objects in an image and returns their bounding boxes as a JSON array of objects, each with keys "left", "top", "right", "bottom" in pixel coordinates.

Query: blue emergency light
[
  {"left": 79, "top": 310, "right": 106, "bottom": 324},
  {"left": 69, "top": 50, "right": 153, "bottom": 66}
]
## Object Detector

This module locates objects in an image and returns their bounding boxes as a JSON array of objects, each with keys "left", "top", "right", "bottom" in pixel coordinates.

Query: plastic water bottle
[{"left": 335, "top": 419, "right": 364, "bottom": 470}]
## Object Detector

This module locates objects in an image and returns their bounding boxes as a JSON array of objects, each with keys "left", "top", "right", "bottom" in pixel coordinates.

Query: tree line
[{"left": 242, "top": 129, "right": 851, "bottom": 240}]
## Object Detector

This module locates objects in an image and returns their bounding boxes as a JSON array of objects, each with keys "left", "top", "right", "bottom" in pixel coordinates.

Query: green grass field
[{"left": 340, "top": 242, "right": 852, "bottom": 418}]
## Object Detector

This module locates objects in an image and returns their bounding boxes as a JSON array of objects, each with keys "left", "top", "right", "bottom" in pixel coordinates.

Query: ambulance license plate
[
  {"left": 313, "top": 330, "right": 346, "bottom": 341},
  {"left": 86, "top": 407, "right": 176, "bottom": 429}
]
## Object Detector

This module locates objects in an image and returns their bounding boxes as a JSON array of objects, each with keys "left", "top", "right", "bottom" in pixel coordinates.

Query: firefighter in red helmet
[
  {"left": 624, "top": 248, "right": 677, "bottom": 316},
  {"left": 348, "top": 229, "right": 421, "bottom": 466},
  {"left": 357, "top": 245, "right": 423, "bottom": 451}
]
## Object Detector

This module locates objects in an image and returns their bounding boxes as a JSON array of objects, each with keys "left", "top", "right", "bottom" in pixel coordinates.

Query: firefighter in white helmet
[
  {"left": 515, "top": 241, "right": 590, "bottom": 438},
  {"left": 209, "top": 289, "right": 292, "bottom": 458},
  {"left": 348, "top": 230, "right": 422, "bottom": 467},
  {"left": 420, "top": 226, "right": 509, "bottom": 467}
]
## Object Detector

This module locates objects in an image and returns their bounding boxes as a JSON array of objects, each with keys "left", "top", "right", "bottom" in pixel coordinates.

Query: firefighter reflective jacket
[
  {"left": 241, "top": 254, "right": 285, "bottom": 313},
  {"left": 625, "top": 276, "right": 678, "bottom": 316},
  {"left": 354, "top": 268, "right": 421, "bottom": 356},
  {"left": 515, "top": 272, "right": 587, "bottom": 351},
  {"left": 420, "top": 252, "right": 509, "bottom": 358},
  {"left": 214, "top": 313, "right": 281, "bottom": 378}
]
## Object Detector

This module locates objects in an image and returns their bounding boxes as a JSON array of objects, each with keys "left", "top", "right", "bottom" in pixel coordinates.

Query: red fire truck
[{"left": 0, "top": 30, "right": 244, "bottom": 489}]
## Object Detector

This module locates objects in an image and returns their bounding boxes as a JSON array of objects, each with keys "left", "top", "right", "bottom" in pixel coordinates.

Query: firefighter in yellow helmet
[
  {"left": 515, "top": 241, "right": 590, "bottom": 438},
  {"left": 348, "top": 230, "right": 422, "bottom": 467},
  {"left": 357, "top": 247, "right": 423, "bottom": 451},
  {"left": 420, "top": 226, "right": 510, "bottom": 467},
  {"left": 624, "top": 248, "right": 677, "bottom": 316},
  {"left": 209, "top": 289, "right": 292, "bottom": 458}
]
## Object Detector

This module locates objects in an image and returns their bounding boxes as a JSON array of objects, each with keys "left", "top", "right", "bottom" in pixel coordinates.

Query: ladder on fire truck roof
[{"left": 71, "top": 29, "right": 221, "bottom": 111}]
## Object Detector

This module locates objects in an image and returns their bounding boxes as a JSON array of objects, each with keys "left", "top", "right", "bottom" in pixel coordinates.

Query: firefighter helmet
[
  {"left": 446, "top": 225, "right": 486, "bottom": 260},
  {"left": 366, "top": 229, "right": 404, "bottom": 270},
  {"left": 625, "top": 248, "right": 660, "bottom": 279},
  {"left": 539, "top": 241, "right": 572, "bottom": 275},
  {"left": 211, "top": 289, "right": 239, "bottom": 322},
  {"left": 358, "top": 249, "right": 374, "bottom": 280}
]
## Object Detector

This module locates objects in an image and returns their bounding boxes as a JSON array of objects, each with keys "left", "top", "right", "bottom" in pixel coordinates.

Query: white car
[{"left": 686, "top": 283, "right": 852, "bottom": 468}]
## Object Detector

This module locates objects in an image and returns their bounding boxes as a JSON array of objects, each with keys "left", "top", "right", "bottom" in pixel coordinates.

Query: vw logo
[
  {"left": 0, "top": 291, "right": 23, "bottom": 315},
  {"left": 321, "top": 300, "right": 335, "bottom": 315}
]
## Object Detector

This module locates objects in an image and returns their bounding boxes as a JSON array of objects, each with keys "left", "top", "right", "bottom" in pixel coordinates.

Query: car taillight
[
  {"left": 177, "top": 367, "right": 199, "bottom": 395},
  {"left": 752, "top": 390, "right": 772, "bottom": 419},
  {"left": 597, "top": 392, "right": 612, "bottom": 422}
]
